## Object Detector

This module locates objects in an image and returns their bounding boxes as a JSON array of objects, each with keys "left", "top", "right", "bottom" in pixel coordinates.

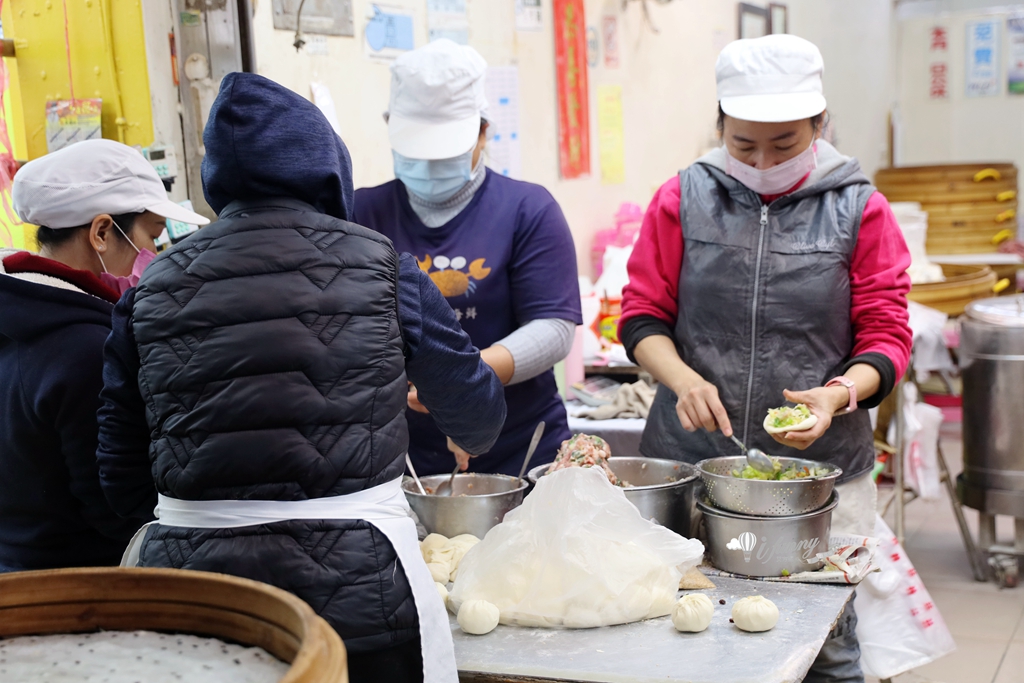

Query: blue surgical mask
[{"left": 393, "top": 148, "right": 474, "bottom": 203}]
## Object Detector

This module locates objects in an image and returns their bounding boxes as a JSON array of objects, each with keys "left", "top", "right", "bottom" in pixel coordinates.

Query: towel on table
[{"left": 575, "top": 380, "right": 655, "bottom": 420}]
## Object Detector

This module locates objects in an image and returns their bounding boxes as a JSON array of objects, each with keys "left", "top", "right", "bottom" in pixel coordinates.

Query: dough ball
[
  {"left": 457, "top": 600, "right": 500, "bottom": 635},
  {"left": 435, "top": 582, "right": 449, "bottom": 607},
  {"left": 427, "top": 561, "right": 450, "bottom": 584},
  {"left": 731, "top": 595, "right": 779, "bottom": 632},
  {"left": 445, "top": 534, "right": 480, "bottom": 580},
  {"left": 672, "top": 593, "right": 714, "bottom": 633},
  {"left": 420, "top": 534, "right": 449, "bottom": 563}
]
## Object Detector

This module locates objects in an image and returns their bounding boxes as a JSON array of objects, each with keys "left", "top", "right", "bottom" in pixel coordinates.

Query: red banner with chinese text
[{"left": 554, "top": 0, "right": 590, "bottom": 179}]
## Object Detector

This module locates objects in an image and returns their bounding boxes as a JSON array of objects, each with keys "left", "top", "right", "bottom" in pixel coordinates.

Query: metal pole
[
  {"left": 937, "top": 442, "right": 987, "bottom": 581},
  {"left": 893, "top": 377, "right": 906, "bottom": 544}
]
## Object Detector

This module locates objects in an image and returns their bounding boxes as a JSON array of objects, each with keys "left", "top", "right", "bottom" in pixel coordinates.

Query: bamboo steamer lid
[
  {"left": 908, "top": 264, "right": 998, "bottom": 315},
  {"left": 0, "top": 567, "right": 349, "bottom": 683}
]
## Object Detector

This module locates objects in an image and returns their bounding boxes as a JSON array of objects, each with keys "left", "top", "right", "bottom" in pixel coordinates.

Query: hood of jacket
[
  {"left": 201, "top": 72, "right": 355, "bottom": 220},
  {"left": 0, "top": 249, "right": 114, "bottom": 343}
]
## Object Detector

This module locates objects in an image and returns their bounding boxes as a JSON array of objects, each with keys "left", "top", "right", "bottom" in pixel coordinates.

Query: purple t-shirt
[{"left": 354, "top": 170, "right": 582, "bottom": 475}]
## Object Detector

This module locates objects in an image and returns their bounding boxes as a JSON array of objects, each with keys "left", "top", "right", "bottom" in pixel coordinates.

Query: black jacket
[
  {"left": 0, "top": 252, "right": 146, "bottom": 572},
  {"left": 96, "top": 73, "right": 505, "bottom": 653}
]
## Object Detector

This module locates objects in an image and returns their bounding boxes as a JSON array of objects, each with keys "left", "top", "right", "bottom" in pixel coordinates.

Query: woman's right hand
[
  {"left": 407, "top": 384, "right": 430, "bottom": 414},
  {"left": 674, "top": 376, "right": 734, "bottom": 437}
]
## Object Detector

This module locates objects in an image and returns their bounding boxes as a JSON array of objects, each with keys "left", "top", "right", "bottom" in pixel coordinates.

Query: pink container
[{"left": 591, "top": 202, "right": 644, "bottom": 277}]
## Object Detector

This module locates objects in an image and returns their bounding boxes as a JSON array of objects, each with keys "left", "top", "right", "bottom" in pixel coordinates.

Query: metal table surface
[{"left": 452, "top": 575, "right": 854, "bottom": 683}]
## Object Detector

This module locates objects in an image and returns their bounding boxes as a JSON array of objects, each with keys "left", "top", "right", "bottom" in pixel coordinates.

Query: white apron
[{"left": 121, "top": 477, "right": 457, "bottom": 683}]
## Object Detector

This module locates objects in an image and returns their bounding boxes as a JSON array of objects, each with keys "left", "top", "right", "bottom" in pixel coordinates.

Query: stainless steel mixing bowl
[
  {"left": 699, "top": 492, "right": 839, "bottom": 577},
  {"left": 527, "top": 457, "right": 700, "bottom": 537},
  {"left": 403, "top": 473, "right": 527, "bottom": 538},
  {"left": 697, "top": 456, "right": 841, "bottom": 516}
]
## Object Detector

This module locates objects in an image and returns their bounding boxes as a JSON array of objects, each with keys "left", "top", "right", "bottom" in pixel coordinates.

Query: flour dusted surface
[{"left": 0, "top": 630, "right": 289, "bottom": 682}]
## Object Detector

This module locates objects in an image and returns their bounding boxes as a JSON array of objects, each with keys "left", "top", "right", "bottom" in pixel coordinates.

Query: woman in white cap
[
  {"left": 355, "top": 39, "right": 582, "bottom": 477},
  {"left": 619, "top": 35, "right": 912, "bottom": 681},
  {"left": 0, "top": 138, "right": 208, "bottom": 573}
]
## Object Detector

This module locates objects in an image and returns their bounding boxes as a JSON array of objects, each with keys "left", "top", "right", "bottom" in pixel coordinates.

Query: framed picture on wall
[
  {"left": 769, "top": 3, "right": 788, "bottom": 34},
  {"left": 738, "top": 3, "right": 770, "bottom": 40}
]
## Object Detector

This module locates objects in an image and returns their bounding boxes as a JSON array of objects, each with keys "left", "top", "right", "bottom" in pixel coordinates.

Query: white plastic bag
[
  {"left": 449, "top": 467, "right": 705, "bottom": 628},
  {"left": 888, "top": 383, "right": 944, "bottom": 500},
  {"left": 856, "top": 515, "right": 956, "bottom": 679}
]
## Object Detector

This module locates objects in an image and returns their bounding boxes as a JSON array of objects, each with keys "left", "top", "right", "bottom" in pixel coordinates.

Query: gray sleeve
[{"left": 494, "top": 318, "right": 576, "bottom": 386}]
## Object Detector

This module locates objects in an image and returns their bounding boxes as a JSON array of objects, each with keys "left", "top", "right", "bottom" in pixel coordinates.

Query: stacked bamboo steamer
[
  {"left": 876, "top": 163, "right": 1016, "bottom": 315},
  {"left": 875, "top": 163, "right": 1018, "bottom": 255}
]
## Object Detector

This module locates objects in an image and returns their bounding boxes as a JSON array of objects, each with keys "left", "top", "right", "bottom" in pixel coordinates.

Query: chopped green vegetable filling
[
  {"left": 766, "top": 404, "right": 812, "bottom": 429},
  {"left": 732, "top": 456, "right": 830, "bottom": 480}
]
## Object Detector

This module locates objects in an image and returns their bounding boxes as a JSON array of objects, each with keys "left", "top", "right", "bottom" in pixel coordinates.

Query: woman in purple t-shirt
[{"left": 354, "top": 39, "right": 582, "bottom": 477}]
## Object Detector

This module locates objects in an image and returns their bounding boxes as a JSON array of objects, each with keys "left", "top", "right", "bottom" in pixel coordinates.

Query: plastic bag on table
[
  {"left": 856, "top": 515, "right": 956, "bottom": 679},
  {"left": 449, "top": 467, "right": 705, "bottom": 628}
]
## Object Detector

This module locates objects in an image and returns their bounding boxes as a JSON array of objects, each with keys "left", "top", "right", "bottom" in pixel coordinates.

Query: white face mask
[{"left": 724, "top": 141, "right": 817, "bottom": 196}]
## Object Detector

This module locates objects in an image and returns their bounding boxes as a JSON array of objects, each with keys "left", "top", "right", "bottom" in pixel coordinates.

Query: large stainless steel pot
[
  {"left": 403, "top": 474, "right": 527, "bottom": 538},
  {"left": 959, "top": 295, "right": 1024, "bottom": 517},
  {"left": 527, "top": 457, "right": 700, "bottom": 537},
  {"left": 699, "top": 492, "right": 839, "bottom": 577}
]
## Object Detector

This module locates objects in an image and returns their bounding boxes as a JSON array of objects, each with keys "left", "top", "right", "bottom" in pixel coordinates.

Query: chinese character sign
[
  {"left": 966, "top": 20, "right": 1000, "bottom": 97},
  {"left": 1008, "top": 15, "right": 1024, "bottom": 94},
  {"left": 929, "top": 25, "right": 949, "bottom": 99},
  {"left": 554, "top": 0, "right": 590, "bottom": 179}
]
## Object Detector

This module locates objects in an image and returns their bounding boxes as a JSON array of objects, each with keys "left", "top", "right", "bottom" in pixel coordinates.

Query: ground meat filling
[{"left": 547, "top": 434, "right": 623, "bottom": 486}]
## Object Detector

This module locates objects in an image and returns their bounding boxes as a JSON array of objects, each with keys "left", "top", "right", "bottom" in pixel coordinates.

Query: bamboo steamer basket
[
  {"left": 876, "top": 163, "right": 1018, "bottom": 256},
  {"left": 0, "top": 567, "right": 348, "bottom": 683},
  {"left": 875, "top": 163, "right": 1017, "bottom": 185},
  {"left": 918, "top": 200, "right": 1017, "bottom": 219},
  {"left": 908, "top": 264, "right": 999, "bottom": 315}
]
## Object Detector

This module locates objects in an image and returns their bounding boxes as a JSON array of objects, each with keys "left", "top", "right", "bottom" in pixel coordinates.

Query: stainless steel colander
[{"left": 696, "top": 456, "right": 842, "bottom": 516}]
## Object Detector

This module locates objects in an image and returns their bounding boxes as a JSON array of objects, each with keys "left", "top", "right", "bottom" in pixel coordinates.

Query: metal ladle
[
  {"left": 729, "top": 434, "right": 775, "bottom": 474},
  {"left": 516, "top": 421, "right": 546, "bottom": 488}
]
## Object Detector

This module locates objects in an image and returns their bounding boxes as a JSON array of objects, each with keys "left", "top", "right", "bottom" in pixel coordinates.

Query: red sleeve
[
  {"left": 620, "top": 177, "right": 684, "bottom": 329},
  {"left": 849, "top": 191, "right": 913, "bottom": 378}
]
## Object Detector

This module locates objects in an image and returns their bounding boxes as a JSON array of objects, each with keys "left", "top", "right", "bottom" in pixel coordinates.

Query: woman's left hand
[{"left": 769, "top": 386, "right": 850, "bottom": 450}]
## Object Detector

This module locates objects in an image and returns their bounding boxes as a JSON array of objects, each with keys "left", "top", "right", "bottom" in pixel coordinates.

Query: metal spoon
[
  {"left": 434, "top": 462, "right": 461, "bottom": 497},
  {"left": 517, "top": 422, "right": 546, "bottom": 488},
  {"left": 405, "top": 454, "right": 427, "bottom": 495},
  {"left": 729, "top": 434, "right": 775, "bottom": 474}
]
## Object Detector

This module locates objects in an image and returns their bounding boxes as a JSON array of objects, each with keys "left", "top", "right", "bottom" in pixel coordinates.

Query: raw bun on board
[
  {"left": 672, "top": 593, "right": 715, "bottom": 632},
  {"left": 731, "top": 595, "right": 780, "bottom": 632}
]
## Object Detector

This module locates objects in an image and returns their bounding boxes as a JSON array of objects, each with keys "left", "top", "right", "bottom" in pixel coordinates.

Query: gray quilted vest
[
  {"left": 132, "top": 198, "right": 409, "bottom": 501},
  {"left": 641, "top": 157, "right": 876, "bottom": 483}
]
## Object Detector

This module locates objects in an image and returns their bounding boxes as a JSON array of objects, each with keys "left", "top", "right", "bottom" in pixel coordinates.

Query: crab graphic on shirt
[{"left": 417, "top": 254, "right": 491, "bottom": 298}]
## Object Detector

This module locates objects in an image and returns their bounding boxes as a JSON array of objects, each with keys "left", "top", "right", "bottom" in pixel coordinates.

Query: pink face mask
[
  {"left": 95, "top": 220, "right": 158, "bottom": 296},
  {"left": 724, "top": 142, "right": 817, "bottom": 196}
]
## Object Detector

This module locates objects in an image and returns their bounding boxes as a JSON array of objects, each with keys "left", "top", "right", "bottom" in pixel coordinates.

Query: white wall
[
  {"left": 895, "top": 3, "right": 1024, "bottom": 172},
  {"left": 247, "top": 0, "right": 896, "bottom": 277}
]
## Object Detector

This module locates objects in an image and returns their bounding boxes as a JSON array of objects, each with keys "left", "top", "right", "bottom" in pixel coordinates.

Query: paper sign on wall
[
  {"left": 597, "top": 84, "right": 624, "bottom": 185},
  {"left": 46, "top": 100, "right": 102, "bottom": 153},
  {"left": 364, "top": 4, "right": 415, "bottom": 61},
  {"left": 1008, "top": 15, "right": 1024, "bottom": 94},
  {"left": 929, "top": 25, "right": 949, "bottom": 99},
  {"left": 427, "top": 0, "right": 468, "bottom": 44},
  {"left": 554, "top": 0, "right": 590, "bottom": 179},
  {"left": 515, "top": 0, "right": 543, "bottom": 31},
  {"left": 602, "top": 15, "right": 619, "bottom": 68},
  {"left": 483, "top": 66, "right": 522, "bottom": 180},
  {"left": 966, "top": 19, "right": 1000, "bottom": 98}
]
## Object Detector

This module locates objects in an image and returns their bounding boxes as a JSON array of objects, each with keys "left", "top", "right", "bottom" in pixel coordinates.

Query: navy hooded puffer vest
[
  {"left": 641, "top": 153, "right": 877, "bottom": 483},
  {"left": 126, "top": 73, "right": 418, "bottom": 653}
]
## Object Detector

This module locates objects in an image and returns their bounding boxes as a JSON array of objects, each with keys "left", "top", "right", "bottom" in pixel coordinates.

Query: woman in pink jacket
[{"left": 620, "top": 36, "right": 911, "bottom": 683}]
